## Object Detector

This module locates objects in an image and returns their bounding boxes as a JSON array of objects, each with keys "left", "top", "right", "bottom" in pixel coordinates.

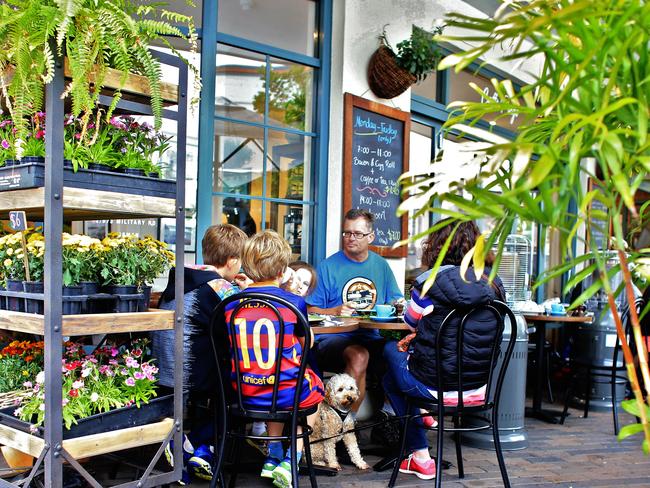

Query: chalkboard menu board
[{"left": 343, "top": 94, "right": 410, "bottom": 258}]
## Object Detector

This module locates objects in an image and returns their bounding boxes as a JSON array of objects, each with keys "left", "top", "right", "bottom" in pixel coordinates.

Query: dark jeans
[
  {"left": 383, "top": 341, "right": 436, "bottom": 454},
  {"left": 313, "top": 331, "right": 386, "bottom": 378}
]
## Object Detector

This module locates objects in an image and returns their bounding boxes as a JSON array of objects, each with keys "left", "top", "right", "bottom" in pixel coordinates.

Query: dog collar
[{"left": 332, "top": 407, "right": 351, "bottom": 424}]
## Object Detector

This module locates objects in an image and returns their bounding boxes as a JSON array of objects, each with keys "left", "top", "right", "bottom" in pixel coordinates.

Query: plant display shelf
[
  {"left": 0, "top": 48, "right": 187, "bottom": 487},
  {"left": 0, "top": 309, "right": 174, "bottom": 336},
  {"left": 0, "top": 186, "right": 176, "bottom": 220}
]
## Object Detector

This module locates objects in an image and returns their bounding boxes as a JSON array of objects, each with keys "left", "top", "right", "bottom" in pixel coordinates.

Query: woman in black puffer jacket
[{"left": 383, "top": 220, "right": 505, "bottom": 480}]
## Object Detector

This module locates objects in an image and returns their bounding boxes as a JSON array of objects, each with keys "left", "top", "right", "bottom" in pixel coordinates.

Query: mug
[
  {"left": 550, "top": 303, "right": 565, "bottom": 314},
  {"left": 375, "top": 304, "right": 396, "bottom": 318}
]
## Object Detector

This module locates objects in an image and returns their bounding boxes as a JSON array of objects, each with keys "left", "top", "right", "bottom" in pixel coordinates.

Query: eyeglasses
[{"left": 342, "top": 231, "right": 372, "bottom": 240}]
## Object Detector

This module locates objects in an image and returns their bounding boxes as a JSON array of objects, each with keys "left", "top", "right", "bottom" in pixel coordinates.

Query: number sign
[
  {"left": 343, "top": 94, "right": 410, "bottom": 258},
  {"left": 9, "top": 211, "right": 27, "bottom": 231}
]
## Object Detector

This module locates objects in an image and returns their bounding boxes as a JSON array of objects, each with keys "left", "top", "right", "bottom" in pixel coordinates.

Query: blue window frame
[{"left": 196, "top": 0, "right": 331, "bottom": 263}]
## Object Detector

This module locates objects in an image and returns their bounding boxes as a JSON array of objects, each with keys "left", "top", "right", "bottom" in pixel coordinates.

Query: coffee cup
[
  {"left": 550, "top": 303, "right": 565, "bottom": 314},
  {"left": 375, "top": 304, "right": 396, "bottom": 318}
]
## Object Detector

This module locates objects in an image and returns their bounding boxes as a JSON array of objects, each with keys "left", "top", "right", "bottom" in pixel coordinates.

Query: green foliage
[
  {"left": 0, "top": 0, "right": 199, "bottom": 147},
  {"left": 400, "top": 0, "right": 650, "bottom": 302},
  {"left": 252, "top": 66, "right": 309, "bottom": 130},
  {"left": 381, "top": 25, "right": 443, "bottom": 82}
]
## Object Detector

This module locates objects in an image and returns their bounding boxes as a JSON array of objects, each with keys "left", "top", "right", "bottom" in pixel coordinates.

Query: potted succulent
[
  {"left": 368, "top": 24, "right": 443, "bottom": 99},
  {"left": 0, "top": 0, "right": 199, "bottom": 151}
]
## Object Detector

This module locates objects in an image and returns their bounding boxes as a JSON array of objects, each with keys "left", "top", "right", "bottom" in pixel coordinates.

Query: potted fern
[
  {"left": 0, "top": 0, "right": 198, "bottom": 152},
  {"left": 368, "top": 24, "right": 443, "bottom": 99}
]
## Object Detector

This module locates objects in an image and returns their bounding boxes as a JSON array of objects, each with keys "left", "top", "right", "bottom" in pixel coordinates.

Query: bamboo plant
[
  {"left": 0, "top": 0, "right": 199, "bottom": 149},
  {"left": 398, "top": 0, "right": 650, "bottom": 452}
]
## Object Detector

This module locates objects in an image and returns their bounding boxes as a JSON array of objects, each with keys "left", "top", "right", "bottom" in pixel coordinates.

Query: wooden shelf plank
[
  {"left": 0, "top": 423, "right": 45, "bottom": 458},
  {"left": 0, "top": 418, "right": 174, "bottom": 459},
  {"left": 0, "top": 187, "right": 176, "bottom": 220},
  {"left": 0, "top": 309, "right": 174, "bottom": 336},
  {"left": 62, "top": 418, "right": 174, "bottom": 459}
]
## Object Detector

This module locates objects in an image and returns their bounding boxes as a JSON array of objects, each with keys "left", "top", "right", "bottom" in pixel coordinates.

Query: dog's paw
[
  {"left": 356, "top": 462, "right": 370, "bottom": 470},
  {"left": 329, "top": 463, "right": 342, "bottom": 471}
]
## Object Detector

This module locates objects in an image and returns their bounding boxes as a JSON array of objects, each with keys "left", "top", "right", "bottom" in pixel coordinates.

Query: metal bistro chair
[
  {"left": 560, "top": 300, "right": 642, "bottom": 435},
  {"left": 209, "top": 291, "right": 318, "bottom": 488},
  {"left": 389, "top": 300, "right": 517, "bottom": 488}
]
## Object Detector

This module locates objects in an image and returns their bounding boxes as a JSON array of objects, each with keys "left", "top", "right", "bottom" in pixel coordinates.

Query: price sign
[{"left": 9, "top": 211, "right": 27, "bottom": 231}]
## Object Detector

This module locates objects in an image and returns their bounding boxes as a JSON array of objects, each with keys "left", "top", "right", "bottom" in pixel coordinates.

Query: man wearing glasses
[{"left": 307, "top": 209, "right": 403, "bottom": 412}]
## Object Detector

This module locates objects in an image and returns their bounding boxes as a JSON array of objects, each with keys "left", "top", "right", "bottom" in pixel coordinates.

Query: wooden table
[
  {"left": 358, "top": 319, "right": 410, "bottom": 331},
  {"left": 310, "top": 317, "right": 359, "bottom": 334},
  {"left": 523, "top": 313, "right": 593, "bottom": 423}
]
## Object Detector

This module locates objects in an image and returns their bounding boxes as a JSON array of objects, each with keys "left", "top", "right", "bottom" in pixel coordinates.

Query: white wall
[{"left": 326, "top": 0, "right": 538, "bottom": 286}]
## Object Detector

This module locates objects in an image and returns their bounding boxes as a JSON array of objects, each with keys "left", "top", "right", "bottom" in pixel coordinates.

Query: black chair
[
  {"left": 209, "top": 291, "right": 318, "bottom": 488},
  {"left": 560, "top": 300, "right": 642, "bottom": 435},
  {"left": 388, "top": 300, "right": 517, "bottom": 488}
]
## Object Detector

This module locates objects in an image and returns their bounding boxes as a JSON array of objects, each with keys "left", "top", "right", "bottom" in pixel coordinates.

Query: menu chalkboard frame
[{"left": 343, "top": 93, "right": 410, "bottom": 258}]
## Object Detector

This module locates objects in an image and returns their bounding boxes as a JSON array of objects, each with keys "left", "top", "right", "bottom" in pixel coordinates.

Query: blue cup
[
  {"left": 550, "top": 303, "right": 565, "bottom": 314},
  {"left": 375, "top": 304, "right": 396, "bottom": 318}
]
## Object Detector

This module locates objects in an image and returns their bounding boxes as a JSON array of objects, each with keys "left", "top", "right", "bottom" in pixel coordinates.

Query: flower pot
[
  {"left": 6, "top": 279, "right": 25, "bottom": 312},
  {"left": 0, "top": 284, "right": 6, "bottom": 310},
  {"left": 4, "top": 160, "right": 18, "bottom": 167},
  {"left": 106, "top": 285, "right": 140, "bottom": 313},
  {"left": 22, "top": 281, "right": 44, "bottom": 314},
  {"left": 62, "top": 285, "right": 83, "bottom": 315},
  {"left": 137, "top": 285, "right": 152, "bottom": 312},
  {"left": 80, "top": 281, "right": 100, "bottom": 313},
  {"left": 147, "top": 172, "right": 160, "bottom": 179},
  {"left": 63, "top": 159, "right": 75, "bottom": 170},
  {"left": 367, "top": 45, "right": 417, "bottom": 99},
  {"left": 21, "top": 156, "right": 45, "bottom": 164},
  {"left": 124, "top": 168, "right": 147, "bottom": 177},
  {"left": 87, "top": 162, "right": 109, "bottom": 171}
]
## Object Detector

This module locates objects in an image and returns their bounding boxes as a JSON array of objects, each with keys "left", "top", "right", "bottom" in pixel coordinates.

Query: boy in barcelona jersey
[{"left": 225, "top": 230, "right": 323, "bottom": 488}]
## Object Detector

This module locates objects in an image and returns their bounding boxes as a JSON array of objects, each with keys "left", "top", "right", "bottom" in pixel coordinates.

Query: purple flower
[
  {"left": 1, "top": 139, "right": 9, "bottom": 150},
  {"left": 23, "top": 381, "right": 32, "bottom": 388},
  {"left": 126, "top": 357, "right": 139, "bottom": 368},
  {"left": 111, "top": 347, "right": 118, "bottom": 357},
  {"left": 0, "top": 120, "right": 11, "bottom": 128},
  {"left": 134, "top": 371, "right": 145, "bottom": 380},
  {"left": 120, "top": 368, "right": 129, "bottom": 376},
  {"left": 125, "top": 377, "right": 136, "bottom": 387}
]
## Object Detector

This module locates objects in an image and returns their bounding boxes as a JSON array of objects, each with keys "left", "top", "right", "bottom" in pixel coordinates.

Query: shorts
[{"left": 312, "top": 331, "right": 386, "bottom": 377}]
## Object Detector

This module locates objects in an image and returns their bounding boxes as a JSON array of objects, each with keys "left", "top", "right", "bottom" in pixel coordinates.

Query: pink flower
[
  {"left": 62, "top": 398, "right": 69, "bottom": 406},
  {"left": 120, "top": 368, "right": 129, "bottom": 376},
  {"left": 68, "top": 389, "right": 78, "bottom": 398},
  {"left": 126, "top": 357, "right": 139, "bottom": 368},
  {"left": 0, "top": 120, "right": 12, "bottom": 128},
  {"left": 134, "top": 371, "right": 145, "bottom": 380},
  {"left": 132, "top": 348, "right": 142, "bottom": 358},
  {"left": 1, "top": 140, "right": 9, "bottom": 150},
  {"left": 125, "top": 377, "right": 136, "bottom": 387},
  {"left": 109, "top": 359, "right": 118, "bottom": 366},
  {"left": 111, "top": 347, "right": 119, "bottom": 357},
  {"left": 72, "top": 380, "right": 84, "bottom": 389},
  {"left": 34, "top": 129, "right": 45, "bottom": 140},
  {"left": 74, "top": 133, "right": 81, "bottom": 140},
  {"left": 23, "top": 381, "right": 33, "bottom": 388}
]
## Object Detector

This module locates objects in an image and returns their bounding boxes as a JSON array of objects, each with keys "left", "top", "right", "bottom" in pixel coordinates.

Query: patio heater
[{"left": 462, "top": 234, "right": 530, "bottom": 451}]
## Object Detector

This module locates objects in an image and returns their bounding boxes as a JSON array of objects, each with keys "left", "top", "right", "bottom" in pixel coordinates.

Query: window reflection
[{"left": 266, "top": 131, "right": 311, "bottom": 200}]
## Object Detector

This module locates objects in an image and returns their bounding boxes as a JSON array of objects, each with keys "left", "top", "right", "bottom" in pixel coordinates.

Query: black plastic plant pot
[
  {"left": 62, "top": 285, "right": 83, "bottom": 315},
  {"left": 147, "top": 172, "right": 160, "bottom": 179},
  {"left": 23, "top": 281, "right": 44, "bottom": 314},
  {"left": 137, "top": 285, "right": 152, "bottom": 312},
  {"left": 106, "top": 285, "right": 138, "bottom": 295},
  {"left": 80, "top": 281, "right": 99, "bottom": 295},
  {"left": 86, "top": 162, "right": 106, "bottom": 171},
  {"left": 0, "top": 284, "right": 6, "bottom": 310},
  {"left": 4, "top": 160, "right": 18, "bottom": 167},
  {"left": 6, "top": 279, "right": 25, "bottom": 312},
  {"left": 63, "top": 159, "right": 74, "bottom": 169},
  {"left": 21, "top": 156, "right": 45, "bottom": 164},
  {"left": 124, "top": 168, "right": 147, "bottom": 177}
]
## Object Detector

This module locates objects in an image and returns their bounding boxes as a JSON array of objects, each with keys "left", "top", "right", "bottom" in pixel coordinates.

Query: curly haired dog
[{"left": 310, "top": 373, "right": 369, "bottom": 470}]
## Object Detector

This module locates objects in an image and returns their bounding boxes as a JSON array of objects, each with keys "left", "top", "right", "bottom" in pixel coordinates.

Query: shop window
[{"left": 217, "top": 0, "right": 317, "bottom": 56}]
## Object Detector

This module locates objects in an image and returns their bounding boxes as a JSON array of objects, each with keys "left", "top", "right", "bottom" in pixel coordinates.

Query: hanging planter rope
[{"left": 367, "top": 46, "right": 417, "bottom": 99}]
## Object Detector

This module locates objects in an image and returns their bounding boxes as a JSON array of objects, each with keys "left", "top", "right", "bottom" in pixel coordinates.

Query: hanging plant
[{"left": 0, "top": 0, "right": 199, "bottom": 151}]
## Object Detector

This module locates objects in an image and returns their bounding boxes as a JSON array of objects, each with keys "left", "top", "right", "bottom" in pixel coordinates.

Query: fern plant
[{"left": 0, "top": 0, "right": 199, "bottom": 149}]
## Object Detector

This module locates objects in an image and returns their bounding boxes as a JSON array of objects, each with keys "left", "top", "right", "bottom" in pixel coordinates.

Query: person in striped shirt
[{"left": 225, "top": 230, "right": 323, "bottom": 488}]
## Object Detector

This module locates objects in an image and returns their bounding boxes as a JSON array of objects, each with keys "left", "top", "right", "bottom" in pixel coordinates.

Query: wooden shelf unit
[
  {"left": 0, "top": 309, "right": 175, "bottom": 336},
  {"left": 0, "top": 187, "right": 176, "bottom": 221}
]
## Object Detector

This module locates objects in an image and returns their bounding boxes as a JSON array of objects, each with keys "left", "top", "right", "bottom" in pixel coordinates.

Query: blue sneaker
[
  {"left": 164, "top": 433, "right": 194, "bottom": 468},
  {"left": 188, "top": 444, "right": 214, "bottom": 481}
]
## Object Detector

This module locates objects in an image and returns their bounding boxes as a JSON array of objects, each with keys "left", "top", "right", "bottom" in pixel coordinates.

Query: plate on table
[
  {"left": 370, "top": 316, "right": 401, "bottom": 323},
  {"left": 550, "top": 311, "right": 567, "bottom": 317},
  {"left": 308, "top": 315, "right": 325, "bottom": 324}
]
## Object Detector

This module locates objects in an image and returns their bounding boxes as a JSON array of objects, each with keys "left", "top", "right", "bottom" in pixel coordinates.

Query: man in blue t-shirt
[{"left": 307, "top": 209, "right": 403, "bottom": 412}]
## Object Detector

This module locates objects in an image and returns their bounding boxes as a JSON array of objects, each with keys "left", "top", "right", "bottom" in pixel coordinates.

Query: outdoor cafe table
[{"left": 523, "top": 313, "right": 593, "bottom": 423}]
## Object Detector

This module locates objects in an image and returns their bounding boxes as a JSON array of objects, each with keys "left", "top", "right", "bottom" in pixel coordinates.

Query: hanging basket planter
[{"left": 367, "top": 46, "right": 416, "bottom": 99}]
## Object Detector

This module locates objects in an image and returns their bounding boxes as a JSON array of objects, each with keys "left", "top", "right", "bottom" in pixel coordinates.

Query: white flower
[
  {"left": 90, "top": 392, "right": 99, "bottom": 402},
  {"left": 36, "top": 371, "right": 45, "bottom": 384},
  {"left": 38, "top": 404, "right": 45, "bottom": 411}
]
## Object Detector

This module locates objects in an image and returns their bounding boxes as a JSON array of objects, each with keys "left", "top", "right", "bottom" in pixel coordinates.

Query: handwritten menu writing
[{"left": 343, "top": 94, "right": 410, "bottom": 258}]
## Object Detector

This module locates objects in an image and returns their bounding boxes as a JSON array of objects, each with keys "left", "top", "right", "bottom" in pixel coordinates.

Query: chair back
[
  {"left": 209, "top": 290, "right": 312, "bottom": 417},
  {"left": 614, "top": 298, "right": 645, "bottom": 367},
  {"left": 434, "top": 300, "right": 517, "bottom": 410}
]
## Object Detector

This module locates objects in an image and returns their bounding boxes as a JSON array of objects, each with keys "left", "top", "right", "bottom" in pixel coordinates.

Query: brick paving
[{"left": 188, "top": 403, "right": 650, "bottom": 487}]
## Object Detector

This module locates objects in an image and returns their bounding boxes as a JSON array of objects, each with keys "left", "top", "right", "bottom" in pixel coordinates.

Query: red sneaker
[
  {"left": 421, "top": 415, "right": 438, "bottom": 428},
  {"left": 399, "top": 454, "right": 436, "bottom": 480}
]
